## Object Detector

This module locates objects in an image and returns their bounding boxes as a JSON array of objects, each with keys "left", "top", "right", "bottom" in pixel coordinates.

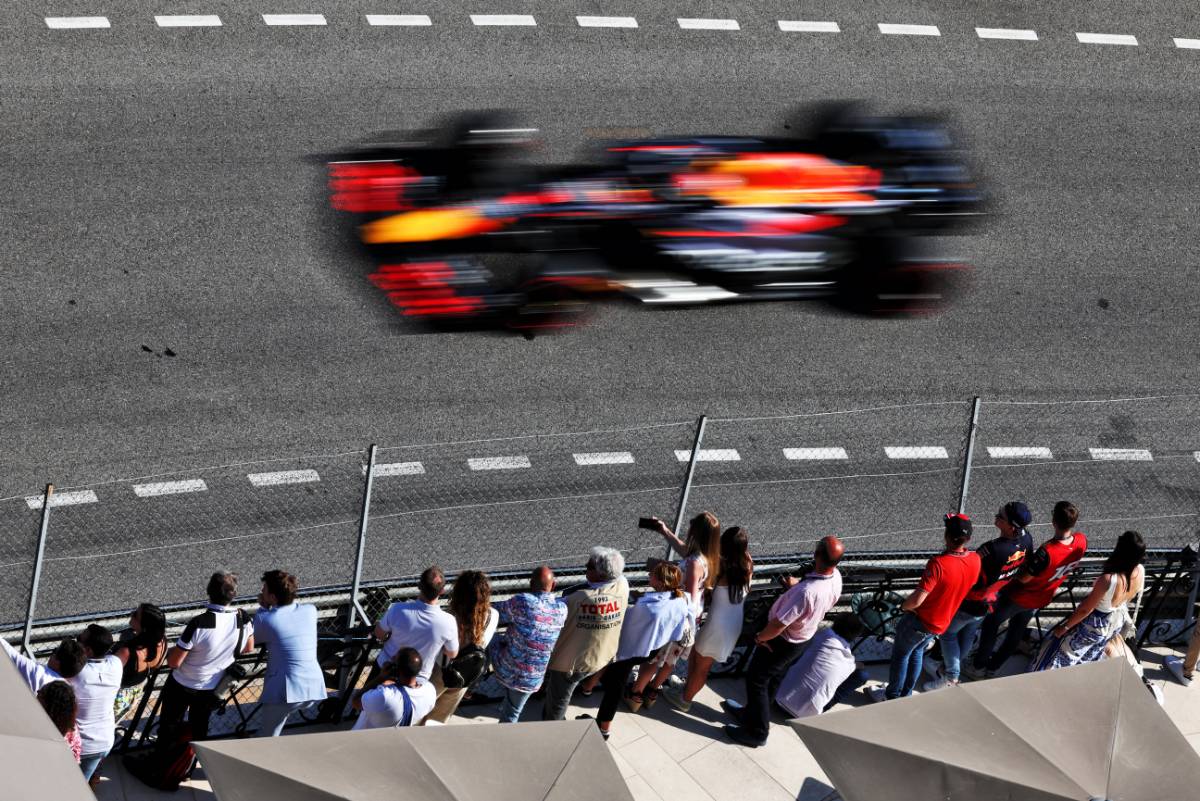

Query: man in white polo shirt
[
  {"left": 160, "top": 572, "right": 254, "bottom": 745},
  {"left": 373, "top": 566, "right": 458, "bottom": 683}
]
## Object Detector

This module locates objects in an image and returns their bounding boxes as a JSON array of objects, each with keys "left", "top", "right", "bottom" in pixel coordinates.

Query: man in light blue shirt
[{"left": 253, "top": 570, "right": 328, "bottom": 736}]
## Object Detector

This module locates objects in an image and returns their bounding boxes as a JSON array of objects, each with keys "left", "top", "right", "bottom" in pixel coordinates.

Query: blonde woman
[
  {"left": 627, "top": 512, "right": 721, "bottom": 709},
  {"left": 584, "top": 562, "right": 692, "bottom": 740}
]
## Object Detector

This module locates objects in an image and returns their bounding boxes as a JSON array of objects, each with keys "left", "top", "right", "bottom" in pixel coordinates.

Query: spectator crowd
[{"left": 2, "top": 499, "right": 1180, "bottom": 792}]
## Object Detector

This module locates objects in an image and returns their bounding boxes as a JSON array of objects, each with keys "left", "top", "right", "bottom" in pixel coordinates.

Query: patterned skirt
[
  {"left": 114, "top": 684, "right": 144, "bottom": 722},
  {"left": 1029, "top": 608, "right": 1121, "bottom": 672}
]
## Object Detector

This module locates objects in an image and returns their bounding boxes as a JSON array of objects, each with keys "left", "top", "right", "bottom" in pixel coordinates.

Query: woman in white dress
[
  {"left": 625, "top": 512, "right": 721, "bottom": 709},
  {"left": 665, "top": 527, "right": 753, "bottom": 712},
  {"left": 1030, "top": 530, "right": 1145, "bottom": 672}
]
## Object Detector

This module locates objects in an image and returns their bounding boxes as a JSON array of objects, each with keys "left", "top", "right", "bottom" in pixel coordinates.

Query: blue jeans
[
  {"left": 973, "top": 595, "right": 1037, "bottom": 672},
  {"left": 542, "top": 669, "right": 589, "bottom": 721},
  {"left": 497, "top": 685, "right": 534, "bottom": 723},
  {"left": 939, "top": 610, "right": 985, "bottom": 681},
  {"left": 80, "top": 750, "right": 108, "bottom": 781},
  {"left": 256, "top": 700, "right": 318, "bottom": 737},
  {"left": 824, "top": 667, "right": 870, "bottom": 711},
  {"left": 886, "top": 613, "right": 934, "bottom": 699}
]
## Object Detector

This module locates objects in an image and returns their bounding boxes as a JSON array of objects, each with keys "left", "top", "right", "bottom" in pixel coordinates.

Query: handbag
[
  {"left": 442, "top": 643, "right": 488, "bottom": 690},
  {"left": 212, "top": 611, "right": 248, "bottom": 700}
]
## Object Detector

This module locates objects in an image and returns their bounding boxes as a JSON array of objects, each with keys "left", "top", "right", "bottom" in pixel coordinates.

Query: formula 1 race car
[{"left": 327, "top": 106, "right": 986, "bottom": 331}]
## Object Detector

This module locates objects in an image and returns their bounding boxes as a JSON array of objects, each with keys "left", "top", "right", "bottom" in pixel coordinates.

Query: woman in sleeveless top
[
  {"left": 1030, "top": 531, "right": 1145, "bottom": 672},
  {"left": 625, "top": 512, "right": 721, "bottom": 709},
  {"left": 112, "top": 604, "right": 168, "bottom": 721},
  {"left": 664, "top": 527, "right": 753, "bottom": 712}
]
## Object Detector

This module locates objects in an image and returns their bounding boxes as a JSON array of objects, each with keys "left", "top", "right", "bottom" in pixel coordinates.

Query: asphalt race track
[{"left": 2, "top": 1, "right": 1199, "bottom": 621}]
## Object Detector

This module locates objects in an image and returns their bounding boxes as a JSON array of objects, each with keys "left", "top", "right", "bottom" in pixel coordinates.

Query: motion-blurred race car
[{"left": 328, "top": 107, "right": 986, "bottom": 331}]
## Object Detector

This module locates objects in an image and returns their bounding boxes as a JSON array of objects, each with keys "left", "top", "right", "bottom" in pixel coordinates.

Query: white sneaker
[
  {"left": 866, "top": 686, "right": 889, "bottom": 704},
  {"left": 921, "top": 671, "right": 959, "bottom": 692},
  {"left": 1164, "top": 656, "right": 1193, "bottom": 687}
]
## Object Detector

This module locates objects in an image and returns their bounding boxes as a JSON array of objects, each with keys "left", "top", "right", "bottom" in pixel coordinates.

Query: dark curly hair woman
[{"left": 38, "top": 680, "right": 81, "bottom": 764}]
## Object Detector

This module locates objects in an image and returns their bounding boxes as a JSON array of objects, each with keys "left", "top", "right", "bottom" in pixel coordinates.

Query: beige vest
[{"left": 547, "top": 577, "right": 630, "bottom": 675}]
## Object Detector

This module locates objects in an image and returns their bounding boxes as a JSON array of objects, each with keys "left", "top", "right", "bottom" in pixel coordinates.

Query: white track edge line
[
  {"left": 366, "top": 15, "right": 432, "bottom": 26},
  {"left": 156, "top": 15, "right": 222, "bottom": 27},
  {"left": 577, "top": 16, "right": 638, "bottom": 28},
  {"left": 468, "top": 456, "right": 532, "bottom": 470},
  {"left": 884, "top": 446, "right": 949, "bottom": 459},
  {"left": 45, "top": 16, "right": 110, "bottom": 29},
  {"left": 26, "top": 489, "right": 101, "bottom": 509},
  {"left": 247, "top": 469, "right": 322, "bottom": 485}
]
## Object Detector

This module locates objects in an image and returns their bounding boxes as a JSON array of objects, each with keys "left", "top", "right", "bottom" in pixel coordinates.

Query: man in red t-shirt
[
  {"left": 966, "top": 501, "right": 1087, "bottom": 679},
  {"left": 870, "top": 514, "right": 981, "bottom": 701}
]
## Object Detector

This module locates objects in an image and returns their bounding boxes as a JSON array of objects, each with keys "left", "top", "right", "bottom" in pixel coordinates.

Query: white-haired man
[{"left": 541, "top": 547, "right": 629, "bottom": 721}]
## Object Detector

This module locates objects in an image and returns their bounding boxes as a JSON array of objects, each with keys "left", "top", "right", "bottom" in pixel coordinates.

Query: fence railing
[
  {"left": 3, "top": 392, "right": 1198, "bottom": 648},
  {"left": 8, "top": 549, "right": 1193, "bottom": 751}
]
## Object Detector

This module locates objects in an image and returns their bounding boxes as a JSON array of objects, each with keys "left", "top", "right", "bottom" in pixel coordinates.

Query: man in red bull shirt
[{"left": 966, "top": 501, "right": 1087, "bottom": 680}]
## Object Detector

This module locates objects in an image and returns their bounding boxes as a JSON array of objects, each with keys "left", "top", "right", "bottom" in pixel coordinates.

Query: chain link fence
[
  {"left": 359, "top": 421, "right": 699, "bottom": 585},
  {"left": 966, "top": 394, "right": 1200, "bottom": 551},
  {"left": 3, "top": 394, "right": 1197, "bottom": 644},
  {"left": 3, "top": 451, "right": 366, "bottom": 626},
  {"left": 687, "top": 401, "right": 974, "bottom": 558}
]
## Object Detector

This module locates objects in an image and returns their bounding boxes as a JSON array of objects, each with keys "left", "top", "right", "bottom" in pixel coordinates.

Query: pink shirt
[
  {"left": 65, "top": 726, "right": 82, "bottom": 763},
  {"left": 768, "top": 568, "right": 843, "bottom": 644}
]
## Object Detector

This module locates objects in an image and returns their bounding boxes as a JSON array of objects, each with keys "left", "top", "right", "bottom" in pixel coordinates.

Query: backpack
[
  {"left": 442, "top": 643, "right": 488, "bottom": 689},
  {"left": 124, "top": 725, "right": 195, "bottom": 792}
]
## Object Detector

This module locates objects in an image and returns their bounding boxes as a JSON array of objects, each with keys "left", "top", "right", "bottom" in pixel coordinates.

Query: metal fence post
[
  {"left": 23, "top": 484, "right": 53, "bottom": 655},
  {"left": 669, "top": 416, "right": 708, "bottom": 559},
  {"left": 348, "top": 445, "right": 377, "bottom": 630},
  {"left": 957, "top": 398, "right": 981, "bottom": 515}
]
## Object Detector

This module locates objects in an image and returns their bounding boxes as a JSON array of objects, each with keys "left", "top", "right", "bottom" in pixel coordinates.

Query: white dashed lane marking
[
  {"left": 573, "top": 452, "right": 636, "bottom": 466},
  {"left": 248, "top": 469, "right": 321, "bottom": 486},
  {"left": 26, "top": 490, "right": 100, "bottom": 510},
  {"left": 577, "top": 16, "right": 638, "bottom": 28},
  {"left": 976, "top": 27, "right": 1037, "bottom": 40},
  {"left": 471, "top": 14, "right": 537, "bottom": 26},
  {"left": 45, "top": 16, "right": 110, "bottom": 29},
  {"left": 674, "top": 449, "right": 741, "bottom": 462},
  {"left": 367, "top": 462, "right": 427, "bottom": 477},
  {"left": 1077, "top": 32, "right": 1138, "bottom": 45},
  {"left": 783, "top": 448, "right": 849, "bottom": 461},
  {"left": 885, "top": 446, "right": 950, "bottom": 459},
  {"left": 1175, "top": 38, "right": 1200, "bottom": 49},
  {"left": 1194, "top": 451, "right": 1200, "bottom": 462},
  {"left": 468, "top": 456, "right": 532, "bottom": 470},
  {"left": 1089, "top": 448, "right": 1153, "bottom": 461},
  {"left": 678, "top": 18, "right": 740, "bottom": 31},
  {"left": 262, "top": 14, "right": 327, "bottom": 26},
  {"left": 987, "top": 447, "right": 1053, "bottom": 459},
  {"left": 366, "top": 15, "right": 432, "bottom": 26},
  {"left": 778, "top": 21, "right": 840, "bottom": 33},
  {"left": 132, "top": 479, "right": 208, "bottom": 497},
  {"left": 156, "top": 15, "right": 222, "bottom": 27},
  {"left": 879, "top": 23, "right": 941, "bottom": 36}
]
